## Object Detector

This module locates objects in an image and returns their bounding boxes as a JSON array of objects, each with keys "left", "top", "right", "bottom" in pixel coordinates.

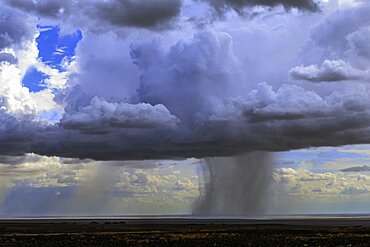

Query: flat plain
[{"left": 1, "top": 217, "right": 370, "bottom": 246}]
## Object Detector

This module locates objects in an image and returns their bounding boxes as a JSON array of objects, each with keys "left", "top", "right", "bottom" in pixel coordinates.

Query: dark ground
[{"left": 1, "top": 217, "right": 370, "bottom": 246}]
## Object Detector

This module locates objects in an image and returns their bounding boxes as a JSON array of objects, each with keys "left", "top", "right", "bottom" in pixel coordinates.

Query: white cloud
[
  {"left": 290, "top": 59, "right": 368, "bottom": 82},
  {"left": 0, "top": 61, "right": 36, "bottom": 115},
  {"left": 273, "top": 167, "right": 370, "bottom": 198},
  {"left": 0, "top": 40, "right": 64, "bottom": 123}
]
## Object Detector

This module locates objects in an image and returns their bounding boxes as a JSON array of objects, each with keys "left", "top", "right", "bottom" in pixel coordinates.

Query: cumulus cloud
[
  {"left": 302, "top": 3, "right": 370, "bottom": 66},
  {"left": 238, "top": 82, "right": 327, "bottom": 121},
  {"left": 0, "top": 40, "right": 63, "bottom": 120},
  {"left": 290, "top": 60, "right": 368, "bottom": 82},
  {"left": 2, "top": 1, "right": 370, "bottom": 161},
  {"left": 297, "top": 4, "right": 370, "bottom": 73},
  {"left": 61, "top": 97, "right": 179, "bottom": 133},
  {"left": 0, "top": 5, "right": 68, "bottom": 128},
  {"left": 347, "top": 27, "right": 370, "bottom": 59},
  {"left": 0, "top": 4, "right": 36, "bottom": 50},
  {"left": 273, "top": 167, "right": 370, "bottom": 197},
  {"left": 133, "top": 30, "right": 241, "bottom": 122},
  {"left": 3, "top": 26, "right": 370, "bottom": 160},
  {"left": 0, "top": 154, "right": 88, "bottom": 187}
]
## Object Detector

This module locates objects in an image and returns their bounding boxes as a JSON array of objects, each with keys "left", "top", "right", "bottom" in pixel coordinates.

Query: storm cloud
[{"left": 1, "top": 1, "right": 370, "bottom": 161}]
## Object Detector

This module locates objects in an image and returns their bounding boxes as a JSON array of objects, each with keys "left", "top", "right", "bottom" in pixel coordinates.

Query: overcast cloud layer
[{"left": 2, "top": 0, "right": 370, "bottom": 160}]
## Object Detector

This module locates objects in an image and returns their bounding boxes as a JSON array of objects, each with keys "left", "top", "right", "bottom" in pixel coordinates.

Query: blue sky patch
[
  {"left": 279, "top": 146, "right": 370, "bottom": 172},
  {"left": 36, "top": 25, "right": 82, "bottom": 71},
  {"left": 22, "top": 26, "right": 82, "bottom": 93},
  {"left": 22, "top": 66, "right": 49, "bottom": 92}
]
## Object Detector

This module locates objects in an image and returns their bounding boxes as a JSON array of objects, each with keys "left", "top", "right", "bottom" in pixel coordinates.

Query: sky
[{"left": 1, "top": 0, "right": 370, "bottom": 216}]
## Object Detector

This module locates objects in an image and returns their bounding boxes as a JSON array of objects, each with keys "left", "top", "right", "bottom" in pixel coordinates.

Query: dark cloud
[
  {"left": 201, "top": 0, "right": 319, "bottom": 16},
  {"left": 3, "top": 93, "right": 370, "bottom": 161},
  {"left": 3, "top": 0, "right": 182, "bottom": 30},
  {"left": 341, "top": 166, "right": 370, "bottom": 172},
  {"left": 60, "top": 158, "right": 92, "bottom": 165},
  {"left": 91, "top": 0, "right": 182, "bottom": 29},
  {"left": 0, "top": 111, "right": 41, "bottom": 156}
]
